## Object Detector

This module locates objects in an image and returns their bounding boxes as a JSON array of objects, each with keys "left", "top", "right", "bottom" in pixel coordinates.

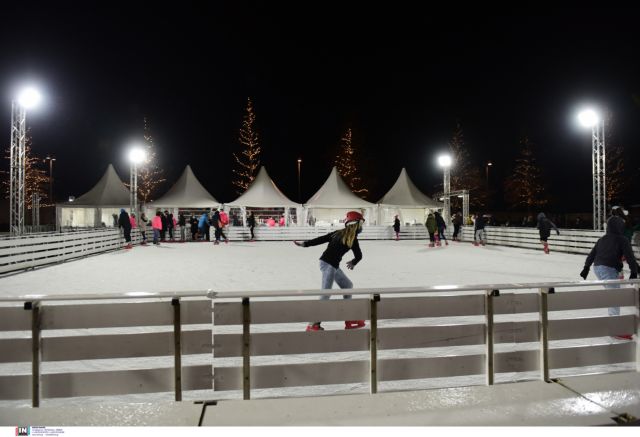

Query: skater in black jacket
[
  {"left": 537, "top": 212, "right": 559, "bottom": 254},
  {"left": 294, "top": 211, "right": 366, "bottom": 331},
  {"left": 247, "top": 211, "right": 256, "bottom": 241},
  {"left": 393, "top": 215, "right": 400, "bottom": 241},
  {"left": 118, "top": 209, "right": 133, "bottom": 249},
  {"left": 473, "top": 213, "right": 486, "bottom": 246},
  {"left": 452, "top": 212, "right": 463, "bottom": 241},
  {"left": 434, "top": 211, "right": 448, "bottom": 246}
]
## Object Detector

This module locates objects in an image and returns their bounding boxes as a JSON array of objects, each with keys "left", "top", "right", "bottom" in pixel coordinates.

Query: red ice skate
[
  {"left": 473, "top": 241, "right": 480, "bottom": 246},
  {"left": 543, "top": 243, "right": 550, "bottom": 254},
  {"left": 306, "top": 323, "right": 324, "bottom": 332},
  {"left": 345, "top": 320, "right": 366, "bottom": 329},
  {"left": 428, "top": 242, "right": 434, "bottom": 248},
  {"left": 124, "top": 243, "right": 133, "bottom": 249}
]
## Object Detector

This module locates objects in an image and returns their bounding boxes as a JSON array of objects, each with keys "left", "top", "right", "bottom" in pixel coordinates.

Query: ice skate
[
  {"left": 445, "top": 240, "right": 449, "bottom": 246},
  {"left": 428, "top": 242, "right": 434, "bottom": 248},
  {"left": 613, "top": 334, "right": 633, "bottom": 341},
  {"left": 224, "top": 238, "right": 229, "bottom": 244},
  {"left": 436, "top": 241, "right": 441, "bottom": 247},
  {"left": 345, "top": 320, "right": 365, "bottom": 329},
  {"left": 306, "top": 323, "right": 324, "bottom": 332},
  {"left": 124, "top": 243, "right": 133, "bottom": 249},
  {"left": 213, "top": 240, "right": 220, "bottom": 245},
  {"left": 473, "top": 241, "right": 479, "bottom": 246},
  {"left": 543, "top": 243, "right": 549, "bottom": 254}
]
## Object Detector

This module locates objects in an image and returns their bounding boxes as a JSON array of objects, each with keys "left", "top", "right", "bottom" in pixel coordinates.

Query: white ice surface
[{"left": 0, "top": 240, "right": 590, "bottom": 297}]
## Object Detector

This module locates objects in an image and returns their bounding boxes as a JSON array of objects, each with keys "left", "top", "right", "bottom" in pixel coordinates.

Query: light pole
[
  {"left": 438, "top": 154, "right": 452, "bottom": 226},
  {"left": 297, "top": 158, "right": 302, "bottom": 202},
  {"left": 485, "top": 161, "right": 492, "bottom": 187},
  {"left": 128, "top": 147, "right": 146, "bottom": 215},
  {"left": 577, "top": 109, "right": 606, "bottom": 230},
  {"left": 10, "top": 87, "right": 42, "bottom": 236},
  {"left": 44, "top": 155, "right": 56, "bottom": 202}
]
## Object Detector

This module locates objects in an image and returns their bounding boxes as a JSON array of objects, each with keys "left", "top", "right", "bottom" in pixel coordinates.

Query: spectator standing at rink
[
  {"left": 474, "top": 213, "right": 487, "bottom": 246},
  {"left": 198, "top": 211, "right": 210, "bottom": 242},
  {"left": 190, "top": 215, "right": 199, "bottom": 241},
  {"left": 452, "top": 212, "right": 463, "bottom": 241},
  {"left": 293, "top": 211, "right": 367, "bottom": 332},
  {"left": 178, "top": 213, "right": 187, "bottom": 242},
  {"left": 138, "top": 213, "right": 149, "bottom": 245},
  {"left": 167, "top": 211, "right": 175, "bottom": 241},
  {"left": 426, "top": 212, "right": 437, "bottom": 248}
]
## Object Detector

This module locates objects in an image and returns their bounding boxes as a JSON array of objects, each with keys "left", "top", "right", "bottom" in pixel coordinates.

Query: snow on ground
[{"left": 0, "top": 240, "right": 588, "bottom": 297}]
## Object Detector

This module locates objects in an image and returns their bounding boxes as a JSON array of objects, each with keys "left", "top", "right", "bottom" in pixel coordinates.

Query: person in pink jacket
[
  {"left": 152, "top": 211, "right": 163, "bottom": 245},
  {"left": 130, "top": 213, "right": 137, "bottom": 229}
]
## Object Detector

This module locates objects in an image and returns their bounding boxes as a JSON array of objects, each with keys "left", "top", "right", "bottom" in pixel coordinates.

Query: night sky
[{"left": 1, "top": 4, "right": 639, "bottom": 212}]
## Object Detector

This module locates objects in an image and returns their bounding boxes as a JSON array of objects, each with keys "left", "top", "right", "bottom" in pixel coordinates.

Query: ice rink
[{"left": 0, "top": 239, "right": 591, "bottom": 297}]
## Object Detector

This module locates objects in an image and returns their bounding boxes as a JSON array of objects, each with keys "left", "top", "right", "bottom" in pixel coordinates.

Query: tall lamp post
[
  {"left": 438, "top": 154, "right": 452, "bottom": 226},
  {"left": 10, "top": 87, "right": 42, "bottom": 236},
  {"left": 297, "top": 158, "right": 302, "bottom": 203},
  {"left": 577, "top": 109, "right": 606, "bottom": 230},
  {"left": 485, "top": 161, "right": 492, "bottom": 187},
  {"left": 44, "top": 155, "right": 56, "bottom": 202},
  {"left": 128, "top": 147, "right": 146, "bottom": 215}
]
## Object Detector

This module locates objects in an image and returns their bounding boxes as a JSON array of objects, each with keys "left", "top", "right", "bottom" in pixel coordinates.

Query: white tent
[
  {"left": 56, "top": 164, "right": 130, "bottom": 228},
  {"left": 148, "top": 165, "right": 218, "bottom": 209},
  {"left": 377, "top": 168, "right": 443, "bottom": 225},
  {"left": 303, "top": 166, "right": 375, "bottom": 226},
  {"left": 226, "top": 166, "right": 301, "bottom": 226}
]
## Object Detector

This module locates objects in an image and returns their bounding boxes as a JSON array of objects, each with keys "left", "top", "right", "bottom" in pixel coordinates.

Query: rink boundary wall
[
  {"left": 0, "top": 279, "right": 638, "bottom": 406},
  {"left": 0, "top": 226, "right": 638, "bottom": 276}
]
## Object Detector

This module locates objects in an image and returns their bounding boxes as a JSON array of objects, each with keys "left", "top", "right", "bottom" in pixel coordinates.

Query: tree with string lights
[
  {"left": 335, "top": 127, "right": 368, "bottom": 198},
  {"left": 603, "top": 115, "right": 627, "bottom": 205},
  {"left": 2, "top": 131, "right": 49, "bottom": 208},
  {"left": 504, "top": 137, "right": 547, "bottom": 211},
  {"left": 233, "top": 97, "right": 262, "bottom": 194},
  {"left": 136, "top": 117, "right": 166, "bottom": 203},
  {"left": 446, "top": 123, "right": 487, "bottom": 209}
]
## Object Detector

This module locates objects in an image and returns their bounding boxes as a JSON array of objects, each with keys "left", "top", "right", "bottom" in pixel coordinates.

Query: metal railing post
[
  {"left": 485, "top": 289, "right": 498, "bottom": 386},
  {"left": 370, "top": 294, "right": 380, "bottom": 394},
  {"left": 634, "top": 283, "right": 639, "bottom": 373},
  {"left": 242, "top": 297, "right": 251, "bottom": 400},
  {"left": 172, "top": 298, "right": 182, "bottom": 401},
  {"left": 539, "top": 288, "right": 551, "bottom": 382},
  {"left": 25, "top": 301, "right": 41, "bottom": 408}
]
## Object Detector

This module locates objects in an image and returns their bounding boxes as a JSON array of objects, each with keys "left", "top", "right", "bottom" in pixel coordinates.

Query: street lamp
[
  {"left": 577, "top": 108, "right": 606, "bottom": 230},
  {"left": 485, "top": 161, "right": 492, "bottom": 186},
  {"left": 44, "top": 155, "right": 56, "bottom": 202},
  {"left": 297, "top": 158, "right": 302, "bottom": 203},
  {"left": 10, "top": 86, "right": 42, "bottom": 236},
  {"left": 128, "top": 146, "right": 146, "bottom": 215},
  {"left": 438, "top": 154, "right": 452, "bottom": 226}
]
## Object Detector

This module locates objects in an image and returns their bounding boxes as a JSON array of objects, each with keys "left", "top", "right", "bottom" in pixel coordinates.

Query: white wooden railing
[{"left": 1, "top": 279, "right": 638, "bottom": 407}]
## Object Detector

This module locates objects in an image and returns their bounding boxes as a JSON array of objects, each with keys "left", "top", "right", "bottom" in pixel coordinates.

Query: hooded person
[
  {"left": 581, "top": 216, "right": 639, "bottom": 339},
  {"left": 293, "top": 211, "right": 366, "bottom": 331},
  {"left": 536, "top": 212, "right": 559, "bottom": 254},
  {"left": 118, "top": 208, "right": 133, "bottom": 249},
  {"left": 393, "top": 215, "right": 401, "bottom": 241}
]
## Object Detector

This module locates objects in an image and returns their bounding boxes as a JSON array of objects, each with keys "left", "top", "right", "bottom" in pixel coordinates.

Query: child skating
[
  {"left": 294, "top": 211, "right": 366, "bottom": 331},
  {"left": 536, "top": 212, "right": 559, "bottom": 254}
]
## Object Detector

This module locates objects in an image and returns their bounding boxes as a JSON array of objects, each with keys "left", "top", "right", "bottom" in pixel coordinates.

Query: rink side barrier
[
  {"left": 1, "top": 279, "right": 638, "bottom": 406},
  {"left": 1, "top": 225, "right": 637, "bottom": 276}
]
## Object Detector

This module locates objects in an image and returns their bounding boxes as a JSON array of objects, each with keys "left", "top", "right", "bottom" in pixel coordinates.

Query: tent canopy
[
  {"left": 226, "top": 166, "right": 299, "bottom": 207},
  {"left": 58, "top": 164, "right": 130, "bottom": 207},
  {"left": 378, "top": 168, "right": 442, "bottom": 208},
  {"left": 150, "top": 165, "right": 218, "bottom": 208},
  {"left": 304, "top": 167, "right": 374, "bottom": 208}
]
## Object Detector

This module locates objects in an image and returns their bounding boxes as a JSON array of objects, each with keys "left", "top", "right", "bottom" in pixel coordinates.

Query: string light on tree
[
  {"left": 335, "top": 127, "right": 368, "bottom": 198},
  {"left": 504, "top": 137, "right": 547, "bottom": 211},
  {"left": 233, "top": 97, "right": 262, "bottom": 194},
  {"left": 135, "top": 117, "right": 165, "bottom": 203}
]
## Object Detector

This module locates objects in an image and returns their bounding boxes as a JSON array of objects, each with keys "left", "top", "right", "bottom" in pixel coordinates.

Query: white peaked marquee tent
[
  {"left": 56, "top": 164, "right": 130, "bottom": 228},
  {"left": 147, "top": 165, "right": 218, "bottom": 211},
  {"left": 225, "top": 166, "right": 301, "bottom": 226},
  {"left": 377, "top": 167, "right": 443, "bottom": 225},
  {"left": 303, "top": 166, "right": 375, "bottom": 226}
]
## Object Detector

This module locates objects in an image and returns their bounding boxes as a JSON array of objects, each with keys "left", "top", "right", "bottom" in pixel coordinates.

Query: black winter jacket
[
  {"left": 474, "top": 216, "right": 486, "bottom": 230},
  {"left": 584, "top": 217, "right": 638, "bottom": 275},
  {"left": 303, "top": 231, "right": 362, "bottom": 269},
  {"left": 537, "top": 213, "right": 558, "bottom": 239},
  {"left": 118, "top": 211, "right": 131, "bottom": 230}
]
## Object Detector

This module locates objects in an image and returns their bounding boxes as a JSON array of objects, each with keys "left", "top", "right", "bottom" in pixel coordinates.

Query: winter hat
[{"left": 120, "top": 208, "right": 125, "bottom": 213}]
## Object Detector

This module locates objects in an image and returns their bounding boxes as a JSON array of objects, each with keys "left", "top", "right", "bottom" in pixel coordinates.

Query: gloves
[
  {"left": 293, "top": 241, "right": 304, "bottom": 247},
  {"left": 346, "top": 261, "right": 355, "bottom": 270},
  {"left": 630, "top": 272, "right": 638, "bottom": 279},
  {"left": 580, "top": 267, "right": 589, "bottom": 280}
]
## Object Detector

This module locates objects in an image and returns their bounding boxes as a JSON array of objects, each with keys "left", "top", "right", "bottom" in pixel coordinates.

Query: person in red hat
[{"left": 294, "top": 211, "right": 367, "bottom": 331}]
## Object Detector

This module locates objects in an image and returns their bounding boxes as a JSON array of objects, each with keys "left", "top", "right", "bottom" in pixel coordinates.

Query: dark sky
[{"left": 1, "top": 3, "right": 639, "bottom": 212}]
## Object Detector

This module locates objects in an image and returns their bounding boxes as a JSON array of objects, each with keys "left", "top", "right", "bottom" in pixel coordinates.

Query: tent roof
[
  {"left": 150, "top": 165, "right": 218, "bottom": 208},
  {"left": 58, "top": 164, "right": 130, "bottom": 207},
  {"left": 304, "top": 167, "right": 374, "bottom": 208},
  {"left": 378, "top": 168, "right": 442, "bottom": 208},
  {"left": 226, "top": 166, "right": 299, "bottom": 207}
]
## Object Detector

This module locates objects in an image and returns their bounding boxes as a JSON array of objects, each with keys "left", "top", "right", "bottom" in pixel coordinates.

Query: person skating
[
  {"left": 247, "top": 211, "right": 256, "bottom": 241},
  {"left": 138, "top": 212, "right": 149, "bottom": 245},
  {"left": 167, "top": 211, "right": 175, "bottom": 241},
  {"left": 474, "top": 213, "right": 487, "bottom": 246},
  {"left": 426, "top": 212, "right": 437, "bottom": 247},
  {"left": 118, "top": 208, "right": 133, "bottom": 249},
  {"left": 178, "top": 213, "right": 187, "bottom": 242},
  {"left": 580, "top": 216, "right": 638, "bottom": 340},
  {"left": 537, "top": 212, "right": 560, "bottom": 254},
  {"left": 434, "top": 211, "right": 448, "bottom": 246},
  {"left": 160, "top": 211, "right": 168, "bottom": 242},
  {"left": 190, "top": 215, "right": 198, "bottom": 241},
  {"left": 393, "top": 215, "right": 400, "bottom": 241},
  {"left": 293, "top": 211, "right": 366, "bottom": 331},
  {"left": 211, "top": 208, "right": 222, "bottom": 244},
  {"left": 152, "top": 211, "right": 163, "bottom": 245},
  {"left": 198, "top": 211, "right": 210, "bottom": 241},
  {"left": 452, "top": 212, "right": 463, "bottom": 241},
  {"left": 219, "top": 207, "right": 229, "bottom": 243}
]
